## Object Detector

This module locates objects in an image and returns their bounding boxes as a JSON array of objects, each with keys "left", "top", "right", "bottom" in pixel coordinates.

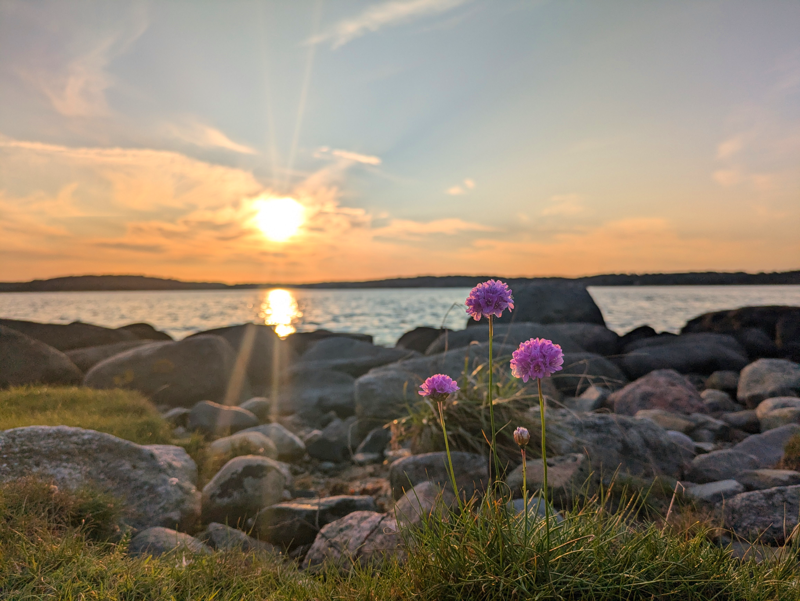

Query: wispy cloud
[
  {"left": 167, "top": 120, "right": 257, "bottom": 154},
  {"left": 308, "top": 0, "right": 471, "bottom": 48}
]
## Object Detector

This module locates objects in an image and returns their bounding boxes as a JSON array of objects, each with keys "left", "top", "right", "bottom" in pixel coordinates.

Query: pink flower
[
  {"left": 465, "top": 280, "right": 514, "bottom": 321},
  {"left": 511, "top": 338, "right": 564, "bottom": 381},
  {"left": 419, "top": 374, "right": 460, "bottom": 402}
]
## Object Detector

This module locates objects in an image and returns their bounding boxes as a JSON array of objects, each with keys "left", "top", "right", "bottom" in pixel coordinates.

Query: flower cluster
[
  {"left": 465, "top": 279, "right": 514, "bottom": 321},
  {"left": 419, "top": 374, "right": 460, "bottom": 402},
  {"left": 510, "top": 338, "right": 564, "bottom": 381}
]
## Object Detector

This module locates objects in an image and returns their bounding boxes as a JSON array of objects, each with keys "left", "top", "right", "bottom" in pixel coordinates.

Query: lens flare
[{"left": 260, "top": 288, "right": 301, "bottom": 338}]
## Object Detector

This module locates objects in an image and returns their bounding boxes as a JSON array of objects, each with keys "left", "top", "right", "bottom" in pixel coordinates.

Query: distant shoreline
[{"left": 0, "top": 271, "right": 799, "bottom": 293}]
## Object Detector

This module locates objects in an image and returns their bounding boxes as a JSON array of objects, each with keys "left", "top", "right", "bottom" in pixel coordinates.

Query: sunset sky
[{"left": 1, "top": 0, "right": 799, "bottom": 284}]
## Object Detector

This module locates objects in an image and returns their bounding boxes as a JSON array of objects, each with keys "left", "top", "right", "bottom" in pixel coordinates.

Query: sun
[{"left": 252, "top": 197, "right": 305, "bottom": 242}]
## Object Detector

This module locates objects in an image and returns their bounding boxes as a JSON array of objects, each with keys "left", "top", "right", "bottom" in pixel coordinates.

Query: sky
[{"left": 0, "top": 0, "right": 799, "bottom": 284}]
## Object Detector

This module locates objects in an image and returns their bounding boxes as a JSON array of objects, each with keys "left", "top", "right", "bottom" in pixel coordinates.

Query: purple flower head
[
  {"left": 465, "top": 279, "right": 514, "bottom": 321},
  {"left": 419, "top": 374, "right": 460, "bottom": 402},
  {"left": 511, "top": 338, "right": 564, "bottom": 382}
]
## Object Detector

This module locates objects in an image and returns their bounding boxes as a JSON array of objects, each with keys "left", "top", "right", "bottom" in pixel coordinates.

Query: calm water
[{"left": 1, "top": 286, "right": 799, "bottom": 347}]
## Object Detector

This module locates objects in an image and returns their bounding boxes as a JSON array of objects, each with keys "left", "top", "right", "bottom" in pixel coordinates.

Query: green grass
[{"left": 0, "top": 386, "right": 174, "bottom": 445}]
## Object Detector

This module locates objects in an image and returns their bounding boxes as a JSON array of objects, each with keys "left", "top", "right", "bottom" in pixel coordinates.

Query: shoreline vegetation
[{"left": 0, "top": 270, "right": 799, "bottom": 293}]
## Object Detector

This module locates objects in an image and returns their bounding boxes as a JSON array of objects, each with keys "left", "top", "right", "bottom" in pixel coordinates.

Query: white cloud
[
  {"left": 167, "top": 120, "right": 257, "bottom": 154},
  {"left": 308, "top": 0, "right": 471, "bottom": 48}
]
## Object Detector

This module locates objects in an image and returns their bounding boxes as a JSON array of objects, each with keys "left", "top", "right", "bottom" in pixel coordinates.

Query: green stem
[
  {"left": 438, "top": 400, "right": 463, "bottom": 511},
  {"left": 487, "top": 316, "right": 500, "bottom": 486}
]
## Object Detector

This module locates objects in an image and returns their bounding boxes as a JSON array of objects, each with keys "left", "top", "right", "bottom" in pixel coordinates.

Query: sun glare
[
  {"left": 260, "top": 288, "right": 301, "bottom": 338},
  {"left": 252, "top": 197, "right": 305, "bottom": 242}
]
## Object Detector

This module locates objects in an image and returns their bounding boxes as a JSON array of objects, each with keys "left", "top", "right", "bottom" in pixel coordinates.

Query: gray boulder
[
  {"left": 487, "top": 282, "right": 605, "bottom": 326},
  {"left": 197, "top": 522, "right": 276, "bottom": 553},
  {"left": 723, "top": 485, "right": 800, "bottom": 544},
  {"left": 187, "top": 400, "right": 259, "bottom": 436},
  {"left": 735, "top": 469, "right": 800, "bottom": 491},
  {"left": 84, "top": 335, "right": 237, "bottom": 408},
  {"left": 737, "top": 359, "right": 800, "bottom": 409},
  {"left": 305, "top": 416, "right": 358, "bottom": 463},
  {"left": 0, "top": 426, "right": 200, "bottom": 531},
  {"left": 291, "top": 337, "right": 418, "bottom": 378},
  {"left": 0, "top": 325, "right": 83, "bottom": 387},
  {"left": 0, "top": 318, "right": 137, "bottom": 351},
  {"left": 239, "top": 423, "right": 306, "bottom": 462},
  {"left": 684, "top": 480, "right": 744, "bottom": 504},
  {"left": 128, "top": 527, "right": 210, "bottom": 557},
  {"left": 254, "top": 495, "right": 377, "bottom": 548},
  {"left": 66, "top": 340, "right": 154, "bottom": 372},
  {"left": 276, "top": 369, "right": 356, "bottom": 420},
  {"left": 302, "top": 511, "right": 402, "bottom": 570},
  {"left": 201, "top": 456, "right": 287, "bottom": 525},
  {"left": 389, "top": 451, "right": 487, "bottom": 500},
  {"left": 609, "top": 370, "right": 706, "bottom": 416},
  {"left": 686, "top": 449, "right": 760, "bottom": 483},
  {"left": 394, "top": 481, "right": 456, "bottom": 528},
  {"left": 621, "top": 336, "right": 748, "bottom": 380},
  {"left": 239, "top": 397, "right": 271, "bottom": 422},
  {"left": 732, "top": 424, "right": 800, "bottom": 467},
  {"left": 189, "top": 324, "right": 297, "bottom": 395},
  {"left": 554, "top": 352, "right": 627, "bottom": 396}
]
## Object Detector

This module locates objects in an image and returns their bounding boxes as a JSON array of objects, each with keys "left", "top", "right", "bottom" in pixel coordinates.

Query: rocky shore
[{"left": 2, "top": 282, "right": 800, "bottom": 565}]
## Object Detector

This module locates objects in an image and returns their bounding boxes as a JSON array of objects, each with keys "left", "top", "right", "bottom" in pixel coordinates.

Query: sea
[{"left": 1, "top": 285, "right": 799, "bottom": 347}]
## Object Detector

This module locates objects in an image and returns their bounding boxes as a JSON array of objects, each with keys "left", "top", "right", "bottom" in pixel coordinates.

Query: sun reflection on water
[{"left": 260, "top": 289, "right": 301, "bottom": 338}]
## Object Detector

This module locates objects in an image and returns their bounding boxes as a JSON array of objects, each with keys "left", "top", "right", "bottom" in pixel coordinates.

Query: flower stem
[{"left": 438, "top": 400, "right": 462, "bottom": 511}]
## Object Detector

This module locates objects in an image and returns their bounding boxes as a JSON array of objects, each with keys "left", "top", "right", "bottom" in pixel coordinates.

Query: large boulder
[
  {"left": 732, "top": 424, "right": 800, "bottom": 467},
  {"left": 65, "top": 340, "right": 154, "bottom": 372},
  {"left": 84, "top": 335, "right": 237, "bottom": 408},
  {"left": 0, "top": 318, "right": 138, "bottom": 351},
  {"left": 187, "top": 401, "right": 259, "bottom": 436},
  {"left": 554, "top": 352, "right": 627, "bottom": 396},
  {"left": 290, "top": 337, "right": 418, "bottom": 378},
  {"left": 253, "top": 495, "right": 377, "bottom": 548},
  {"left": 723, "top": 485, "right": 800, "bottom": 544},
  {"left": 238, "top": 423, "right": 306, "bottom": 462},
  {"left": 621, "top": 336, "right": 748, "bottom": 379},
  {"left": 0, "top": 325, "right": 83, "bottom": 387},
  {"left": 737, "top": 359, "right": 800, "bottom": 409},
  {"left": 609, "top": 370, "right": 706, "bottom": 416},
  {"left": 0, "top": 426, "right": 200, "bottom": 531},
  {"left": 396, "top": 327, "right": 452, "bottom": 353},
  {"left": 302, "top": 511, "right": 402, "bottom": 570},
  {"left": 128, "top": 527, "right": 210, "bottom": 557},
  {"left": 188, "top": 324, "right": 297, "bottom": 395},
  {"left": 275, "top": 369, "right": 356, "bottom": 421},
  {"left": 201, "top": 456, "right": 287, "bottom": 525},
  {"left": 425, "top": 323, "right": 585, "bottom": 355},
  {"left": 389, "top": 452, "right": 487, "bottom": 500},
  {"left": 479, "top": 282, "right": 605, "bottom": 326},
  {"left": 118, "top": 323, "right": 173, "bottom": 341}
]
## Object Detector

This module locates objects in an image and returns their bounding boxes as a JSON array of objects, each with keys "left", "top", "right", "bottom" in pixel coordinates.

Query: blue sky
[{"left": 0, "top": 0, "right": 798, "bottom": 283}]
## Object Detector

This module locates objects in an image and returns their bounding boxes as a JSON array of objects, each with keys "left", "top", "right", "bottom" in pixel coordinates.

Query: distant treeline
[{"left": 1, "top": 271, "right": 799, "bottom": 293}]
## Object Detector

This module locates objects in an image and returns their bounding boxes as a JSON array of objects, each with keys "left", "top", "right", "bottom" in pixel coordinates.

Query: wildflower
[
  {"left": 465, "top": 279, "right": 514, "bottom": 321},
  {"left": 511, "top": 338, "right": 564, "bottom": 382},
  {"left": 513, "top": 426, "right": 530, "bottom": 448},
  {"left": 419, "top": 374, "right": 460, "bottom": 402}
]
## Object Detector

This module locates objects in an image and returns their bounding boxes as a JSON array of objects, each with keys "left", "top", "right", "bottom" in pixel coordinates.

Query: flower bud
[{"left": 513, "top": 426, "right": 530, "bottom": 447}]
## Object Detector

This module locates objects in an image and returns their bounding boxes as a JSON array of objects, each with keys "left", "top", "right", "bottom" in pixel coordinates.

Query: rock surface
[
  {"left": 254, "top": 495, "right": 377, "bottom": 548},
  {"left": 609, "top": 370, "right": 705, "bottom": 416},
  {"left": 201, "top": 456, "right": 287, "bottom": 525},
  {"left": 187, "top": 400, "right": 259, "bottom": 436},
  {"left": 302, "top": 511, "right": 402, "bottom": 570},
  {"left": 0, "top": 318, "right": 138, "bottom": 351},
  {"left": 389, "top": 451, "right": 488, "bottom": 500},
  {"left": 737, "top": 359, "right": 800, "bottom": 408},
  {"left": 84, "top": 335, "right": 237, "bottom": 408},
  {"left": 128, "top": 527, "right": 210, "bottom": 557},
  {"left": 0, "top": 426, "right": 200, "bottom": 531},
  {"left": 723, "top": 485, "right": 800, "bottom": 544},
  {"left": 0, "top": 325, "right": 83, "bottom": 387}
]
